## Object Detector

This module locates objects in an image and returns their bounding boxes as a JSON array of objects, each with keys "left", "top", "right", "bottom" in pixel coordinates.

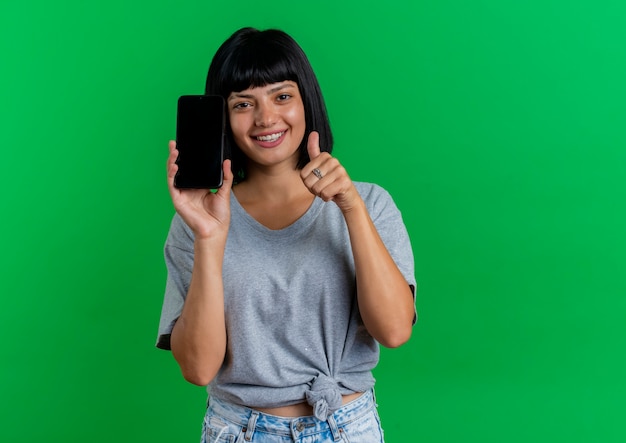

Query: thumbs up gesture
[{"left": 300, "top": 131, "right": 362, "bottom": 214}]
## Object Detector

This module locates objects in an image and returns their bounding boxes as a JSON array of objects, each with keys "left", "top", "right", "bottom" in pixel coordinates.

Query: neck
[{"left": 235, "top": 164, "right": 309, "bottom": 203}]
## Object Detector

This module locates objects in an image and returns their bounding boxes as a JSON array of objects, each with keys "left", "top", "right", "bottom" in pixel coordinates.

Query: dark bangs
[{"left": 208, "top": 38, "right": 300, "bottom": 96}]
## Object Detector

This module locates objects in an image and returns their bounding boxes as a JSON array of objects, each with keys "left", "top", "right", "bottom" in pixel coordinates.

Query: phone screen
[{"left": 174, "top": 95, "right": 225, "bottom": 189}]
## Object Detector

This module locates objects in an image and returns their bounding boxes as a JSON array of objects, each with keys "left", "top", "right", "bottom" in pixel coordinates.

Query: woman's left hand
[
  {"left": 301, "top": 132, "right": 414, "bottom": 348},
  {"left": 301, "top": 131, "right": 362, "bottom": 214}
]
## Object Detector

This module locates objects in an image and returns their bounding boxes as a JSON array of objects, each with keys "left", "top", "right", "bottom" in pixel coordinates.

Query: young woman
[{"left": 157, "top": 27, "right": 417, "bottom": 443}]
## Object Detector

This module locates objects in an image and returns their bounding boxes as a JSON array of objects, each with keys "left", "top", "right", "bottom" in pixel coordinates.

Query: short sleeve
[
  {"left": 156, "top": 214, "right": 195, "bottom": 350},
  {"left": 358, "top": 183, "right": 417, "bottom": 322}
]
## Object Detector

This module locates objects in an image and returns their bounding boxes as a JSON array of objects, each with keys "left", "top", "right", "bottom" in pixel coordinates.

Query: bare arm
[
  {"left": 341, "top": 200, "right": 415, "bottom": 347},
  {"left": 170, "top": 236, "right": 228, "bottom": 385},
  {"left": 301, "top": 133, "right": 415, "bottom": 348},
  {"left": 166, "top": 141, "right": 234, "bottom": 385}
]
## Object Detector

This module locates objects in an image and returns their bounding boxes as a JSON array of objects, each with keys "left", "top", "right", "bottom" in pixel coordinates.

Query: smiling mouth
[{"left": 255, "top": 131, "right": 285, "bottom": 142}]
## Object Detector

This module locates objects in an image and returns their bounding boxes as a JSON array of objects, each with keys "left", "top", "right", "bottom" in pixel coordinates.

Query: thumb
[
  {"left": 307, "top": 131, "right": 321, "bottom": 160},
  {"left": 217, "top": 159, "right": 234, "bottom": 195}
]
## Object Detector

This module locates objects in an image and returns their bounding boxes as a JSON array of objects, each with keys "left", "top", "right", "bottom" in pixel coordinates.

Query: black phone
[{"left": 174, "top": 95, "right": 225, "bottom": 189}]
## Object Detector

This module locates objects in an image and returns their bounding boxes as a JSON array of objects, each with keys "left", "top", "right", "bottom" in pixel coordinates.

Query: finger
[
  {"left": 216, "top": 159, "right": 234, "bottom": 196},
  {"left": 307, "top": 131, "right": 321, "bottom": 160},
  {"left": 167, "top": 140, "right": 177, "bottom": 166},
  {"left": 167, "top": 140, "right": 179, "bottom": 188}
]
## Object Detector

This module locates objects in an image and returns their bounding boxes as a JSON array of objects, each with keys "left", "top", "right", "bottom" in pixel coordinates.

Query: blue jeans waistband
[{"left": 207, "top": 389, "right": 376, "bottom": 438}]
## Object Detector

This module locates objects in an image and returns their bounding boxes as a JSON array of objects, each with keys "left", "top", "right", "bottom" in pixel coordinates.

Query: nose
[{"left": 254, "top": 103, "right": 277, "bottom": 127}]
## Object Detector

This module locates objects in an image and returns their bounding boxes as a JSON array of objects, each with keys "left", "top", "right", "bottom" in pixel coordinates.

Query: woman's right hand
[{"left": 166, "top": 140, "right": 234, "bottom": 240}]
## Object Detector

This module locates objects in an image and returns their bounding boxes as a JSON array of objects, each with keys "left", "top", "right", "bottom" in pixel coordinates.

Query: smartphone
[{"left": 174, "top": 95, "right": 225, "bottom": 189}]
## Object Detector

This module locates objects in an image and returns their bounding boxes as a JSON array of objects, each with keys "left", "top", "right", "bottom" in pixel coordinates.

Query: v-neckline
[{"left": 230, "top": 191, "right": 323, "bottom": 236}]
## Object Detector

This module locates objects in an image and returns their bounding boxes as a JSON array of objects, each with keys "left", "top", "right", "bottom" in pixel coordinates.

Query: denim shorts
[{"left": 201, "top": 389, "right": 384, "bottom": 443}]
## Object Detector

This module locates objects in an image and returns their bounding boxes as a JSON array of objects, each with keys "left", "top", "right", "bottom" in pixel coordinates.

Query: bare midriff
[{"left": 251, "top": 392, "right": 363, "bottom": 417}]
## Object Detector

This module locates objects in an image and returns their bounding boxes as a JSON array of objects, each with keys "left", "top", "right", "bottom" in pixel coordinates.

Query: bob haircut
[{"left": 205, "top": 27, "right": 333, "bottom": 183}]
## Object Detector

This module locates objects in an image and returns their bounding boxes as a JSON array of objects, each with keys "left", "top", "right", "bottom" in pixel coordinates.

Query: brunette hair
[{"left": 205, "top": 27, "right": 333, "bottom": 182}]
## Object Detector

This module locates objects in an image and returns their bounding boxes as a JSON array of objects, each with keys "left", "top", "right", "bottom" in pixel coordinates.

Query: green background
[{"left": 1, "top": 0, "right": 624, "bottom": 442}]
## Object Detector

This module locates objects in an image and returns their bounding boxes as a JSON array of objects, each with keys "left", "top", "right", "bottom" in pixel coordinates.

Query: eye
[
  {"left": 233, "top": 101, "right": 251, "bottom": 110},
  {"left": 277, "top": 93, "right": 292, "bottom": 101}
]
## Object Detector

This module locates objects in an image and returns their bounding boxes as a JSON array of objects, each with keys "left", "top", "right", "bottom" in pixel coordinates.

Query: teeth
[{"left": 256, "top": 132, "right": 284, "bottom": 142}]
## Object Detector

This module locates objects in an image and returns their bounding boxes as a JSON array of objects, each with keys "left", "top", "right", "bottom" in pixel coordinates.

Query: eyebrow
[{"left": 228, "top": 83, "right": 296, "bottom": 101}]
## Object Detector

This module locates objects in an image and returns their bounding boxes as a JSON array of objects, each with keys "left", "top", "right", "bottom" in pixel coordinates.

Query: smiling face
[{"left": 227, "top": 81, "right": 306, "bottom": 171}]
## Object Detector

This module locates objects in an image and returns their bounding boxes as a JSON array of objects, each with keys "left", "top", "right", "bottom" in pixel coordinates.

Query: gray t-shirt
[{"left": 157, "top": 182, "right": 416, "bottom": 419}]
